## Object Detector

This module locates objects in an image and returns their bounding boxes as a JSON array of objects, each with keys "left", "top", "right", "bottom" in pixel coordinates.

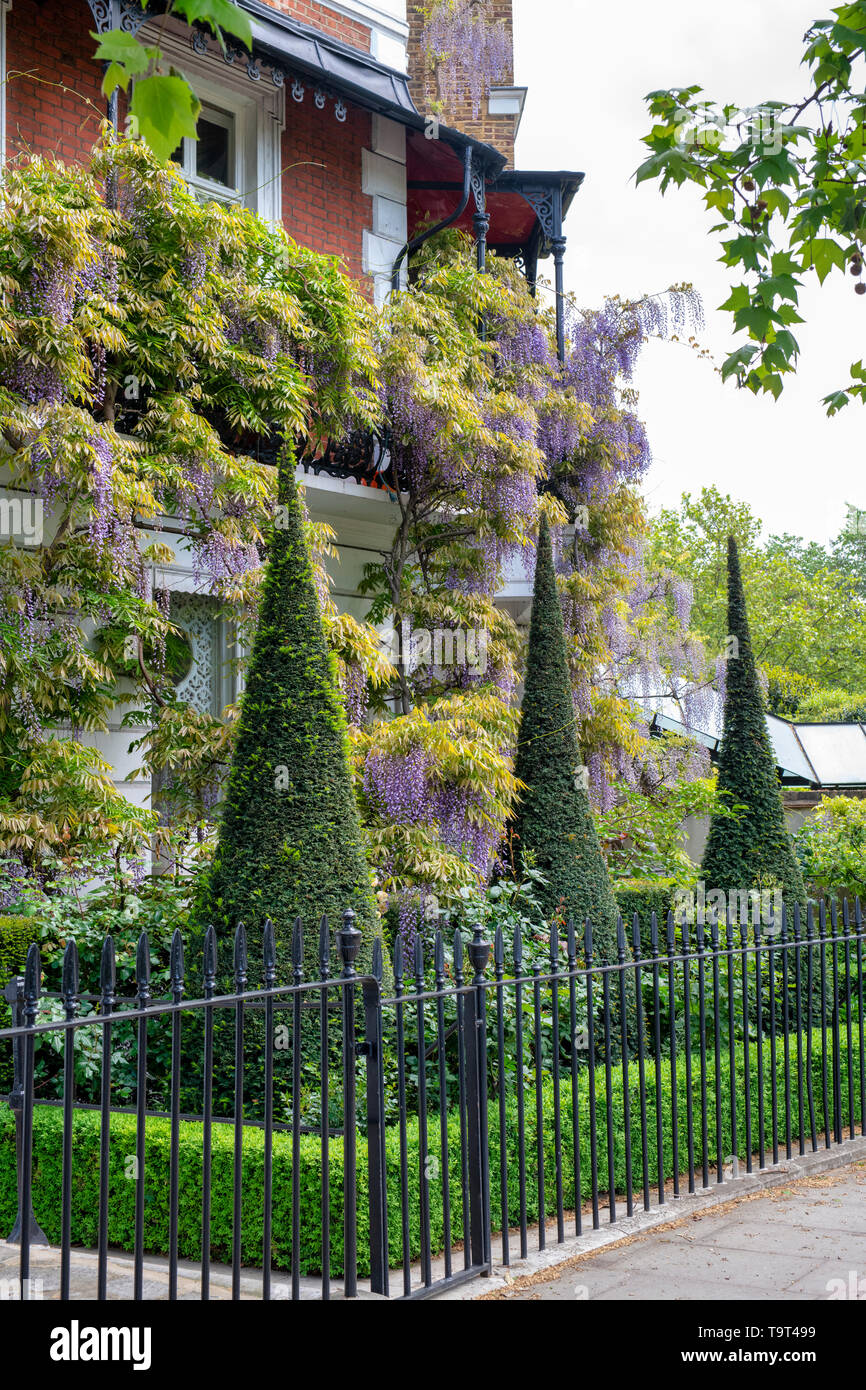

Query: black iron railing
[{"left": 1, "top": 900, "right": 864, "bottom": 1300}]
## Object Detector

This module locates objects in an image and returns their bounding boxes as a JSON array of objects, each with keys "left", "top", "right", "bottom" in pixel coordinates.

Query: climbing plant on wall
[{"left": 0, "top": 134, "right": 378, "bottom": 883}]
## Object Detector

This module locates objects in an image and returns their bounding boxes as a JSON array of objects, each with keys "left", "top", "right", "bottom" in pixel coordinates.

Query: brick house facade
[
  {"left": 3, "top": 0, "right": 399, "bottom": 296},
  {"left": 0, "top": 0, "right": 581, "bottom": 820}
]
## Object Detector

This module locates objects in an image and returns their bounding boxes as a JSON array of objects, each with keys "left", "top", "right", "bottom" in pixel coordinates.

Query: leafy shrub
[
  {"left": 510, "top": 515, "right": 619, "bottom": 956},
  {"left": 796, "top": 689, "right": 866, "bottom": 723},
  {"left": 0, "top": 914, "right": 39, "bottom": 983},
  {"left": 5, "top": 1022, "right": 858, "bottom": 1277},
  {"left": 613, "top": 878, "right": 679, "bottom": 953},
  {"left": 796, "top": 796, "right": 866, "bottom": 902},
  {"left": 194, "top": 472, "right": 383, "bottom": 981},
  {"left": 702, "top": 538, "right": 806, "bottom": 907},
  {"left": 761, "top": 665, "right": 819, "bottom": 718},
  {"left": 0, "top": 914, "right": 40, "bottom": 1091}
]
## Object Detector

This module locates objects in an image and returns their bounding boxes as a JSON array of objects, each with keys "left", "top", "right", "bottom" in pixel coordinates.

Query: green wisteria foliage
[
  {"left": 0, "top": 133, "right": 376, "bottom": 879},
  {"left": 0, "top": 137, "right": 699, "bottom": 942}
]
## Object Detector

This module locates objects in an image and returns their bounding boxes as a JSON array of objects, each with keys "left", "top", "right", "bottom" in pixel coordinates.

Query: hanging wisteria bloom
[{"left": 421, "top": 0, "right": 511, "bottom": 118}]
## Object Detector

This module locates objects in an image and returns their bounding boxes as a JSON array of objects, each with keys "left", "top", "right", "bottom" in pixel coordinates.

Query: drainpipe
[{"left": 390, "top": 145, "right": 474, "bottom": 294}]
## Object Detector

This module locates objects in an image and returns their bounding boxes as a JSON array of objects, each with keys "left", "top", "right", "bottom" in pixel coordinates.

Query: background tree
[
  {"left": 795, "top": 793, "right": 866, "bottom": 900},
  {"left": 637, "top": 2, "right": 866, "bottom": 410},
  {"left": 648, "top": 487, "right": 866, "bottom": 695},
  {"left": 701, "top": 537, "right": 807, "bottom": 907}
]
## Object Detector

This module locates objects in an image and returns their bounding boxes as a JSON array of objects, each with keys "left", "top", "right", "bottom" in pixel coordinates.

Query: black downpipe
[{"left": 391, "top": 146, "right": 473, "bottom": 293}]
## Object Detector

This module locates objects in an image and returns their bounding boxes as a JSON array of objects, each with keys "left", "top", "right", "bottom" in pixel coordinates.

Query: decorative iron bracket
[
  {"left": 86, "top": 0, "right": 149, "bottom": 35},
  {"left": 518, "top": 182, "right": 562, "bottom": 242}
]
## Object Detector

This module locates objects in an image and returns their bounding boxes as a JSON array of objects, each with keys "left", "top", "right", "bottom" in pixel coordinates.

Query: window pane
[{"left": 196, "top": 116, "right": 232, "bottom": 188}]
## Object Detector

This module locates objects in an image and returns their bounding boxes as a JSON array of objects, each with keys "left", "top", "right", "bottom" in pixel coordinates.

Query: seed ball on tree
[{"left": 856, "top": 283, "right": 866, "bottom": 295}]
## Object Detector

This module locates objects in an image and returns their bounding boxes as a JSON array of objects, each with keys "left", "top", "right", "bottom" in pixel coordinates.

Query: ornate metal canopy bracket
[
  {"left": 86, "top": 1, "right": 151, "bottom": 153},
  {"left": 86, "top": 0, "right": 149, "bottom": 35},
  {"left": 518, "top": 181, "right": 567, "bottom": 363}
]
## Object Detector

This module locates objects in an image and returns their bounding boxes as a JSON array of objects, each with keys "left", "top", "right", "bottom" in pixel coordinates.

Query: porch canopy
[{"left": 93, "top": 3, "right": 582, "bottom": 321}]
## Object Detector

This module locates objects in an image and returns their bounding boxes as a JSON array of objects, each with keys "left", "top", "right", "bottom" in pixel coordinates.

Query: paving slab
[{"left": 486, "top": 1162, "right": 866, "bottom": 1301}]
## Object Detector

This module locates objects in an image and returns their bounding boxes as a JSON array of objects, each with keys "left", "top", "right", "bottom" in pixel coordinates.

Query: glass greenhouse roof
[{"left": 631, "top": 684, "right": 866, "bottom": 787}]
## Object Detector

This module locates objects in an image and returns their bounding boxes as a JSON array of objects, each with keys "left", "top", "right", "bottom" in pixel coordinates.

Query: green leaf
[
  {"left": 130, "top": 75, "right": 201, "bottom": 162},
  {"left": 717, "top": 284, "right": 750, "bottom": 313},
  {"left": 720, "top": 344, "right": 757, "bottom": 381},
  {"left": 733, "top": 304, "right": 774, "bottom": 339},
  {"left": 102, "top": 63, "right": 131, "bottom": 97},
  {"left": 761, "top": 370, "right": 784, "bottom": 399},
  {"left": 804, "top": 236, "right": 847, "bottom": 282},
  {"left": 754, "top": 273, "right": 800, "bottom": 306},
  {"left": 91, "top": 28, "right": 153, "bottom": 72},
  {"left": 170, "top": 0, "right": 252, "bottom": 48},
  {"left": 773, "top": 329, "right": 800, "bottom": 359},
  {"left": 761, "top": 188, "right": 791, "bottom": 218},
  {"left": 705, "top": 186, "right": 734, "bottom": 216},
  {"left": 720, "top": 235, "right": 765, "bottom": 272},
  {"left": 823, "top": 389, "right": 850, "bottom": 415}
]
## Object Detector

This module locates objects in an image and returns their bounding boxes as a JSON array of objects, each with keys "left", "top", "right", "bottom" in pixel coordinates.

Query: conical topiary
[
  {"left": 195, "top": 457, "right": 384, "bottom": 977},
  {"left": 701, "top": 536, "right": 806, "bottom": 909},
  {"left": 510, "top": 514, "right": 620, "bottom": 962}
]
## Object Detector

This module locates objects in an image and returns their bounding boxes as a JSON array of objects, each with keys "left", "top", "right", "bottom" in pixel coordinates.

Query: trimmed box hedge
[
  {"left": 613, "top": 878, "right": 679, "bottom": 952},
  {"left": 1, "top": 1023, "right": 860, "bottom": 1278}
]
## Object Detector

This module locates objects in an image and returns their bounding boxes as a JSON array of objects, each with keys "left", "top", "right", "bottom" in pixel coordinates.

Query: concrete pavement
[{"left": 484, "top": 1162, "right": 866, "bottom": 1300}]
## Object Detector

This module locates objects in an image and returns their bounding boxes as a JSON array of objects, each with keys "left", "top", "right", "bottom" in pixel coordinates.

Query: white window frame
[
  {"left": 173, "top": 100, "right": 243, "bottom": 206},
  {"left": 139, "top": 17, "right": 285, "bottom": 226}
]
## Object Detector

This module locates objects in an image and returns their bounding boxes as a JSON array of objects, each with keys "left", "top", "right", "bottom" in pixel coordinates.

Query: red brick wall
[
  {"left": 407, "top": 0, "right": 518, "bottom": 165},
  {"left": 282, "top": 98, "right": 373, "bottom": 290},
  {"left": 6, "top": 0, "right": 106, "bottom": 166},
  {"left": 268, "top": 0, "right": 372, "bottom": 52},
  {"left": 6, "top": 0, "right": 375, "bottom": 293}
]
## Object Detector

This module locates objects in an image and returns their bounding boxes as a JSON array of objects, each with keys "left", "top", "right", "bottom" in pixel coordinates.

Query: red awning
[{"left": 405, "top": 128, "right": 583, "bottom": 257}]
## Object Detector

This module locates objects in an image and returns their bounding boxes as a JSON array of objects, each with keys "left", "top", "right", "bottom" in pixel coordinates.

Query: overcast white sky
[{"left": 513, "top": 0, "right": 861, "bottom": 544}]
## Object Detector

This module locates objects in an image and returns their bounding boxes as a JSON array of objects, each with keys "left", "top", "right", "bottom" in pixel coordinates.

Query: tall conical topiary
[
  {"left": 511, "top": 514, "right": 620, "bottom": 961},
  {"left": 196, "top": 459, "right": 383, "bottom": 975},
  {"left": 701, "top": 536, "right": 806, "bottom": 908}
]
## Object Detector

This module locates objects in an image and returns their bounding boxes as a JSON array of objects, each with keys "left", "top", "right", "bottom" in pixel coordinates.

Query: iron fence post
[
  {"left": 465, "top": 925, "right": 491, "bottom": 1271},
  {"left": 337, "top": 910, "right": 362, "bottom": 1298},
  {"left": 362, "top": 938, "right": 388, "bottom": 1296},
  {"left": 4, "top": 971, "right": 48, "bottom": 1248}
]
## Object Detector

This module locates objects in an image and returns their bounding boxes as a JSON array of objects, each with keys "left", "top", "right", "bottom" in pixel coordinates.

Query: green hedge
[
  {"left": 613, "top": 878, "right": 679, "bottom": 951},
  {"left": 0, "top": 915, "right": 39, "bottom": 983},
  {"left": 0, "top": 916, "right": 41, "bottom": 1092},
  {"left": 0, "top": 1104, "right": 466, "bottom": 1279},
  {"left": 1, "top": 1023, "right": 861, "bottom": 1278}
]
